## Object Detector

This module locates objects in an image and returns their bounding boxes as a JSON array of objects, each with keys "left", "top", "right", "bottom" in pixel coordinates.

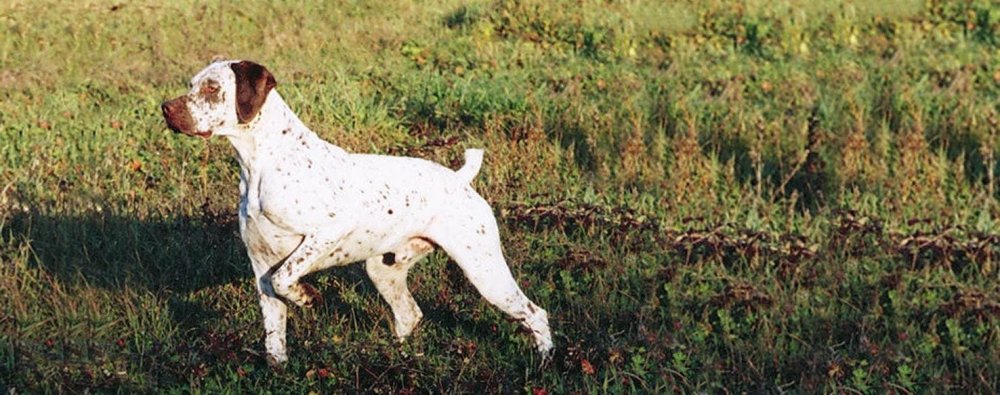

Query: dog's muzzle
[{"left": 161, "top": 97, "right": 211, "bottom": 138}]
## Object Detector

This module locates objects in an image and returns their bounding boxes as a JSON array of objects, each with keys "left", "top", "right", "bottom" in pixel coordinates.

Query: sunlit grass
[{"left": 1, "top": 0, "right": 997, "bottom": 392}]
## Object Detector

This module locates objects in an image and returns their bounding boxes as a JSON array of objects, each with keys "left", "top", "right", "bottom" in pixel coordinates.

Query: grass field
[{"left": 1, "top": 0, "right": 998, "bottom": 392}]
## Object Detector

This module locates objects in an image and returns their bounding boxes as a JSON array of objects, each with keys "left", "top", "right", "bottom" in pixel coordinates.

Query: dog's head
[{"left": 161, "top": 60, "right": 277, "bottom": 138}]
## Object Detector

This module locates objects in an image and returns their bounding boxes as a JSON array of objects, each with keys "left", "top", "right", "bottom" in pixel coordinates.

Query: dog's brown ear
[{"left": 230, "top": 60, "right": 277, "bottom": 124}]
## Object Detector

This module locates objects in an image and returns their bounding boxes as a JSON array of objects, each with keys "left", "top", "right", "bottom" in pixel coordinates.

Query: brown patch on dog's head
[
  {"left": 230, "top": 60, "right": 277, "bottom": 124},
  {"left": 200, "top": 79, "right": 223, "bottom": 104}
]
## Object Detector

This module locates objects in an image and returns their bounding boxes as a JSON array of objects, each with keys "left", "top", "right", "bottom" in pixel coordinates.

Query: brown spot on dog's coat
[{"left": 200, "top": 79, "right": 223, "bottom": 104}]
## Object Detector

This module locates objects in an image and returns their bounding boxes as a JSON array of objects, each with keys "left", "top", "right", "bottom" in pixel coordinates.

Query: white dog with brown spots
[{"left": 161, "top": 60, "right": 553, "bottom": 368}]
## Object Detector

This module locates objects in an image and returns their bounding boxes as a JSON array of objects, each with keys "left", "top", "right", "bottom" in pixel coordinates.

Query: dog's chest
[{"left": 240, "top": 211, "right": 300, "bottom": 264}]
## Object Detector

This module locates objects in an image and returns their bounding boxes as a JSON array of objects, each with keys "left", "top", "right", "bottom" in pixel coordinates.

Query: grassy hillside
[{"left": 1, "top": 0, "right": 998, "bottom": 392}]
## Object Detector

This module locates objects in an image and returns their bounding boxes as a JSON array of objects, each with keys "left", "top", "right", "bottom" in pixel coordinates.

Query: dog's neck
[{"left": 226, "top": 91, "right": 321, "bottom": 171}]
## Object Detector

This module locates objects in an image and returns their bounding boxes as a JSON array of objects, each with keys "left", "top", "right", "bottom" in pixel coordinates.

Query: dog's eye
[{"left": 200, "top": 85, "right": 220, "bottom": 95}]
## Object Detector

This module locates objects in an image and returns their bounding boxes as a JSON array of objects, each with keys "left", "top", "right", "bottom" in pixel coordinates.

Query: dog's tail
[{"left": 455, "top": 148, "right": 484, "bottom": 184}]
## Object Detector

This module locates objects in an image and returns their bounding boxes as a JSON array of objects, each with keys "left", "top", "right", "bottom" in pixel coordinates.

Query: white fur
[{"left": 168, "top": 61, "right": 553, "bottom": 367}]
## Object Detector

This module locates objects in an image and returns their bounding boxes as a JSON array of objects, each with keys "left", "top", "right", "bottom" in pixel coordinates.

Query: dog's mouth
[{"left": 188, "top": 129, "right": 213, "bottom": 138}]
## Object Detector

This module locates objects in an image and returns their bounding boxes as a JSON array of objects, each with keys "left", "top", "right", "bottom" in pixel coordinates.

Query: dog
[{"left": 161, "top": 60, "right": 553, "bottom": 368}]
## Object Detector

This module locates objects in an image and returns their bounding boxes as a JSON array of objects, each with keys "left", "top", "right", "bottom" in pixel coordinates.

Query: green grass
[{"left": 1, "top": 0, "right": 998, "bottom": 392}]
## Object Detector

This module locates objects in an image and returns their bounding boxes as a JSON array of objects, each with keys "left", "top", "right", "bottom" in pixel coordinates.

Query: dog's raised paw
[{"left": 298, "top": 283, "right": 323, "bottom": 308}]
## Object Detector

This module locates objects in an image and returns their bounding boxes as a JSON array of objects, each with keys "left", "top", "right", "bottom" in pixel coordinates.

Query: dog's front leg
[
  {"left": 250, "top": 256, "right": 290, "bottom": 369},
  {"left": 271, "top": 228, "right": 353, "bottom": 308}
]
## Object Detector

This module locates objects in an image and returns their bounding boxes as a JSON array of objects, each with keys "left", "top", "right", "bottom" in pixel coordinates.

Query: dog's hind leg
[
  {"left": 365, "top": 237, "right": 435, "bottom": 340},
  {"left": 426, "top": 206, "right": 554, "bottom": 357}
]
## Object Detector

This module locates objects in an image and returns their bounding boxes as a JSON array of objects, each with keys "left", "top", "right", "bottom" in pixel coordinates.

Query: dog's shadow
[
  {"left": 4, "top": 211, "right": 371, "bottom": 338},
  {"left": 4, "top": 210, "right": 253, "bottom": 333},
  {"left": 5, "top": 210, "right": 509, "bottom": 355},
  {"left": 7, "top": 211, "right": 246, "bottom": 293}
]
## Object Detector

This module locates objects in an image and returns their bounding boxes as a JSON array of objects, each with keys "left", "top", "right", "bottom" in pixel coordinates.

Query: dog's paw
[
  {"left": 266, "top": 354, "right": 288, "bottom": 373},
  {"left": 297, "top": 283, "right": 323, "bottom": 308},
  {"left": 537, "top": 344, "right": 554, "bottom": 369}
]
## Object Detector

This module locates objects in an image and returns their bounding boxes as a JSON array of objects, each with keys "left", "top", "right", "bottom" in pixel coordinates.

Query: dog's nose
[{"left": 161, "top": 100, "right": 176, "bottom": 116}]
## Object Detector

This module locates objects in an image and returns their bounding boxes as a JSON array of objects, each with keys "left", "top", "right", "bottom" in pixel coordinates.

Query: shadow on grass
[
  {"left": 1, "top": 210, "right": 261, "bottom": 390},
  {"left": 3, "top": 209, "right": 534, "bottom": 382},
  {"left": 4, "top": 210, "right": 497, "bottom": 336},
  {"left": 6, "top": 211, "right": 247, "bottom": 293}
]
